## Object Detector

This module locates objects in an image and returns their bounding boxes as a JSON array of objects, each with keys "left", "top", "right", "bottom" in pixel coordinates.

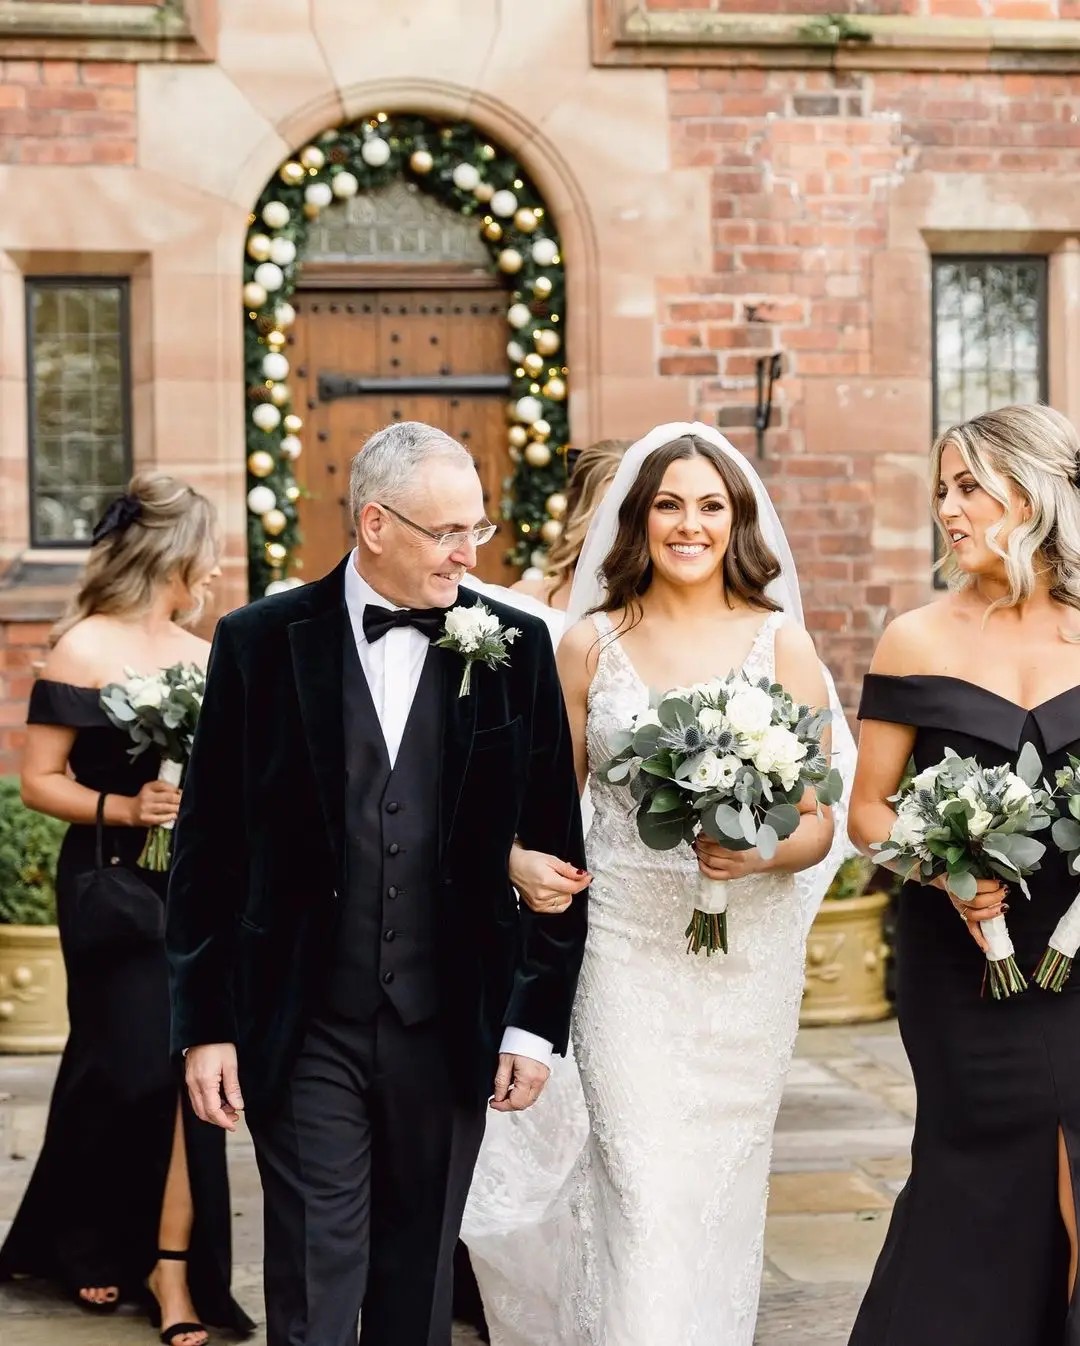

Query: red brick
[
  {"left": 41, "top": 61, "right": 81, "bottom": 86},
  {"left": 659, "top": 355, "right": 718, "bottom": 376},
  {"left": 27, "top": 87, "right": 100, "bottom": 111},
  {"left": 82, "top": 63, "right": 137, "bottom": 87},
  {"left": 4, "top": 61, "right": 41, "bottom": 84}
]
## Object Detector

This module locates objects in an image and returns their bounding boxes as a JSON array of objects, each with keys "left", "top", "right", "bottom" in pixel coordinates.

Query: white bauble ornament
[
  {"left": 253, "top": 262, "right": 284, "bottom": 292},
  {"left": 262, "top": 200, "right": 291, "bottom": 229},
  {"left": 252, "top": 402, "right": 282, "bottom": 432},
  {"left": 299, "top": 145, "right": 325, "bottom": 171},
  {"left": 524, "top": 442, "right": 552, "bottom": 468},
  {"left": 280, "top": 434, "right": 302, "bottom": 460},
  {"left": 275, "top": 302, "right": 296, "bottom": 329},
  {"left": 515, "top": 395, "right": 543, "bottom": 425},
  {"left": 497, "top": 248, "right": 523, "bottom": 274},
  {"left": 409, "top": 149, "right": 434, "bottom": 174},
  {"left": 243, "top": 282, "right": 268, "bottom": 309},
  {"left": 269, "top": 237, "right": 296, "bottom": 266},
  {"left": 262, "top": 352, "right": 289, "bottom": 381},
  {"left": 490, "top": 189, "right": 517, "bottom": 218},
  {"left": 332, "top": 171, "right": 359, "bottom": 199},
  {"left": 246, "top": 233, "right": 272, "bottom": 261},
  {"left": 531, "top": 548, "right": 548, "bottom": 569},
  {"left": 361, "top": 136, "right": 391, "bottom": 167},
  {"left": 452, "top": 162, "right": 481, "bottom": 192},
  {"left": 540, "top": 518, "right": 563, "bottom": 544},
  {"left": 304, "top": 181, "right": 333, "bottom": 208},
  {"left": 531, "top": 238, "right": 559, "bottom": 267},
  {"left": 507, "top": 302, "right": 531, "bottom": 329},
  {"left": 247, "top": 485, "right": 277, "bottom": 515},
  {"left": 266, "top": 576, "right": 304, "bottom": 596},
  {"left": 507, "top": 340, "right": 526, "bottom": 364},
  {"left": 285, "top": 483, "right": 301, "bottom": 502},
  {"left": 521, "top": 566, "right": 544, "bottom": 583}
]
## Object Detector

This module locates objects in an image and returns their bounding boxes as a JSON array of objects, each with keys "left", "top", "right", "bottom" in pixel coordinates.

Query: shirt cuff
[{"left": 499, "top": 1027, "right": 554, "bottom": 1070}]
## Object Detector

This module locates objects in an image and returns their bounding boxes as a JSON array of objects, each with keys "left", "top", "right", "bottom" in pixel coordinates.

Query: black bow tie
[{"left": 362, "top": 604, "right": 445, "bottom": 644}]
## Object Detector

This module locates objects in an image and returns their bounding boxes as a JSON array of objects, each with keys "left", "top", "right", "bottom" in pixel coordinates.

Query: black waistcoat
[{"left": 324, "top": 627, "right": 444, "bottom": 1023}]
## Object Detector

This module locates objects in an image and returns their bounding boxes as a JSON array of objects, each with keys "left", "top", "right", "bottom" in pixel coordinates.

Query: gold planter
[
  {"left": 0, "top": 925, "right": 68, "bottom": 1053},
  {"left": 801, "top": 890, "right": 891, "bottom": 1027}
]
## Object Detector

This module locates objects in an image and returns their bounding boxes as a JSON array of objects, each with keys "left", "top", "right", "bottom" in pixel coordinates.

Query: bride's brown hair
[{"left": 593, "top": 433, "right": 782, "bottom": 632}]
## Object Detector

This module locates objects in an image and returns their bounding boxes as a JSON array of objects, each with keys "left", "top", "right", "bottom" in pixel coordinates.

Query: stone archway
[{"left": 241, "top": 112, "right": 572, "bottom": 598}]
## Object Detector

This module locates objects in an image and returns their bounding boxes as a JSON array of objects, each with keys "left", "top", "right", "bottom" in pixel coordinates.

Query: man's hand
[
  {"left": 185, "top": 1042, "right": 245, "bottom": 1131},
  {"left": 490, "top": 1052, "right": 551, "bottom": 1112},
  {"left": 509, "top": 844, "right": 591, "bottom": 915}
]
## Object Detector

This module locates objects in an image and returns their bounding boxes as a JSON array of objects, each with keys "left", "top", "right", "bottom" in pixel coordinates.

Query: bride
[{"left": 465, "top": 422, "right": 856, "bottom": 1344}]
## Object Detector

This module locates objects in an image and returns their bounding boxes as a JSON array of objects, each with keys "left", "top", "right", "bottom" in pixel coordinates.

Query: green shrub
[
  {"left": 0, "top": 776, "right": 64, "bottom": 925},
  {"left": 823, "top": 853, "right": 875, "bottom": 902}
]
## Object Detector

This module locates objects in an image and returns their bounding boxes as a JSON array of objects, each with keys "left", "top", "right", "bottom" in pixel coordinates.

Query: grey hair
[
  {"left": 348, "top": 421, "right": 473, "bottom": 519},
  {"left": 931, "top": 403, "right": 1080, "bottom": 633}
]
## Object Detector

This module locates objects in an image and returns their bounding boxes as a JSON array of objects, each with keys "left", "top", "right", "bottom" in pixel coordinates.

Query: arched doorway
[{"left": 241, "top": 113, "right": 571, "bottom": 598}]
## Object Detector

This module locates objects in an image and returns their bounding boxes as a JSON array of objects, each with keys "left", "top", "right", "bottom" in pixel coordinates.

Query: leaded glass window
[
  {"left": 931, "top": 257, "right": 1047, "bottom": 582},
  {"left": 27, "top": 279, "right": 131, "bottom": 546}
]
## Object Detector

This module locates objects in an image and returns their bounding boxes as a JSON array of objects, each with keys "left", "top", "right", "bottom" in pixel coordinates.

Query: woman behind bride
[{"left": 554, "top": 422, "right": 840, "bottom": 1344}]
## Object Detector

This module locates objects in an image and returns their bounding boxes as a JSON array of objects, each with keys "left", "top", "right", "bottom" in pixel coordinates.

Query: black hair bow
[{"left": 91, "top": 494, "right": 142, "bottom": 546}]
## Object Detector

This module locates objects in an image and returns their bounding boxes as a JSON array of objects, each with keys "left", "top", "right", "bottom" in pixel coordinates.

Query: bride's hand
[
  {"left": 928, "top": 875, "right": 1009, "bottom": 952},
  {"left": 509, "top": 843, "right": 591, "bottom": 915},
  {"left": 693, "top": 836, "right": 767, "bottom": 881}
]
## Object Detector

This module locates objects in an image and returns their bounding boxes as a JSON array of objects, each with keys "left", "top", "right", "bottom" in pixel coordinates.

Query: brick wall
[
  {"left": 0, "top": 622, "right": 49, "bottom": 777},
  {"left": 0, "top": 61, "right": 136, "bottom": 165},
  {"left": 643, "top": 0, "right": 1080, "bottom": 15}
]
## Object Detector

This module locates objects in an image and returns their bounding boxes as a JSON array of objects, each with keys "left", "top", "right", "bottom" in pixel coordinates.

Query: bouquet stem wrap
[
  {"left": 687, "top": 875, "right": 730, "bottom": 956},
  {"left": 137, "top": 757, "right": 182, "bottom": 872},
  {"left": 975, "top": 911, "right": 1028, "bottom": 999},
  {"left": 1033, "top": 893, "right": 1080, "bottom": 992}
]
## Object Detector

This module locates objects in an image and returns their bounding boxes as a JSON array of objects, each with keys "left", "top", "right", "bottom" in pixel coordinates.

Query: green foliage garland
[{"left": 243, "top": 113, "right": 570, "bottom": 598}]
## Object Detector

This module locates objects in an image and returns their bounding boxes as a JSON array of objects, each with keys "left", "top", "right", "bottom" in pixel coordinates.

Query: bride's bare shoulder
[
  {"left": 558, "top": 611, "right": 622, "bottom": 682},
  {"left": 870, "top": 596, "right": 961, "bottom": 676}
]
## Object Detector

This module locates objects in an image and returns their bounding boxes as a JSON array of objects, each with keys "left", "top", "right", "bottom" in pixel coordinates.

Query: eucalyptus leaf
[
  {"left": 947, "top": 870, "right": 977, "bottom": 901},
  {"left": 756, "top": 823, "right": 779, "bottom": 860},
  {"left": 1053, "top": 817, "right": 1080, "bottom": 852},
  {"left": 1016, "top": 740, "right": 1043, "bottom": 787}
]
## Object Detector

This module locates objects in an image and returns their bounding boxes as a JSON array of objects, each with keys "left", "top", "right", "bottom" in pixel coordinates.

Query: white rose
[
  {"left": 130, "top": 679, "right": 165, "bottom": 710},
  {"left": 958, "top": 782, "right": 981, "bottom": 811},
  {"left": 890, "top": 810, "right": 927, "bottom": 849},
  {"left": 725, "top": 686, "right": 776, "bottom": 738},
  {"left": 697, "top": 707, "right": 729, "bottom": 735},
  {"left": 1002, "top": 777, "right": 1033, "bottom": 810},
  {"left": 632, "top": 709, "right": 661, "bottom": 730},
  {"left": 753, "top": 725, "right": 807, "bottom": 782},
  {"left": 912, "top": 764, "right": 943, "bottom": 792},
  {"left": 443, "top": 605, "right": 498, "bottom": 653},
  {"left": 685, "top": 751, "right": 724, "bottom": 792},
  {"left": 968, "top": 806, "right": 995, "bottom": 838}
]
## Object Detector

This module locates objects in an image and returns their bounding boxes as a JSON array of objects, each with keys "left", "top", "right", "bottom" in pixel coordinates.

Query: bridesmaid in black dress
[
  {"left": 0, "top": 475, "right": 252, "bottom": 1345},
  {"left": 848, "top": 404, "right": 1080, "bottom": 1345}
]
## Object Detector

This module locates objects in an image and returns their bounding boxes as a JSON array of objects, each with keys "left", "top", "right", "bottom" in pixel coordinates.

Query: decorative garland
[{"left": 243, "top": 113, "right": 570, "bottom": 598}]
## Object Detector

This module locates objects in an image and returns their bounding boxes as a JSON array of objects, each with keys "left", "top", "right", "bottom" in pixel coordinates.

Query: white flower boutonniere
[{"left": 436, "top": 603, "right": 520, "bottom": 697}]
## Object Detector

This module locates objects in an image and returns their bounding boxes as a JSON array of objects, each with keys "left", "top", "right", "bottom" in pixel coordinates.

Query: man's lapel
[
  {"left": 436, "top": 587, "right": 480, "bottom": 852},
  {"left": 287, "top": 560, "right": 348, "bottom": 877}
]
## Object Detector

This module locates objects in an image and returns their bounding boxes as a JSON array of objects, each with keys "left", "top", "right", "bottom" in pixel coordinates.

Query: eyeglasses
[{"left": 377, "top": 502, "right": 497, "bottom": 551}]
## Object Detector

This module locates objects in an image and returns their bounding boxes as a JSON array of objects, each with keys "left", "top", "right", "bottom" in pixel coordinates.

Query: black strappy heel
[{"left": 146, "top": 1250, "right": 209, "bottom": 1346}]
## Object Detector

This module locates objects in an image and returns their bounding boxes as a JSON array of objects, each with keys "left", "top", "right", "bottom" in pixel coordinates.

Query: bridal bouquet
[
  {"left": 873, "top": 744, "right": 1052, "bottom": 999},
  {"left": 599, "top": 673, "right": 843, "bottom": 956},
  {"left": 1033, "top": 756, "right": 1080, "bottom": 991},
  {"left": 100, "top": 663, "right": 205, "bottom": 870}
]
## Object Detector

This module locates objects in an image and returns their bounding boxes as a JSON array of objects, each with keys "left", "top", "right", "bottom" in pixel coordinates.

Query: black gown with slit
[
  {"left": 849, "top": 674, "right": 1080, "bottom": 1346},
  {"left": 0, "top": 680, "right": 253, "bottom": 1334}
]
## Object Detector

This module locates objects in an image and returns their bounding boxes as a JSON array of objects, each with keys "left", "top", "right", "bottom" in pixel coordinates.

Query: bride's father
[{"left": 165, "top": 422, "right": 587, "bottom": 1346}]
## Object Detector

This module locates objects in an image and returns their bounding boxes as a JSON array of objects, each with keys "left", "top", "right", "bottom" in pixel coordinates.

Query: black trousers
[{"left": 247, "top": 1007, "right": 487, "bottom": 1346}]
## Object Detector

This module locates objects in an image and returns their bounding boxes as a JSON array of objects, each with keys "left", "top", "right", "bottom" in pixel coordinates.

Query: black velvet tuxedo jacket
[{"left": 165, "top": 557, "right": 588, "bottom": 1112}]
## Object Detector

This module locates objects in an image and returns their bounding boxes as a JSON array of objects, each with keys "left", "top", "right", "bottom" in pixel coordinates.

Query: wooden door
[{"left": 288, "top": 285, "right": 516, "bottom": 586}]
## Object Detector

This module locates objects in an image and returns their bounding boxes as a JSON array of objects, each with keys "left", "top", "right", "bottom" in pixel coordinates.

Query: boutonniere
[{"left": 436, "top": 603, "right": 520, "bottom": 697}]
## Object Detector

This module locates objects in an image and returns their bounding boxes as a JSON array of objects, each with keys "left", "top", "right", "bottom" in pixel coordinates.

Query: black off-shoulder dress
[
  {"left": 849, "top": 673, "right": 1080, "bottom": 1346},
  {"left": 0, "top": 680, "right": 252, "bottom": 1334}
]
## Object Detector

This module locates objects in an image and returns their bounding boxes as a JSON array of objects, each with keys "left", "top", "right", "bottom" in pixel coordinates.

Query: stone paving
[{"left": 0, "top": 1020, "right": 912, "bottom": 1345}]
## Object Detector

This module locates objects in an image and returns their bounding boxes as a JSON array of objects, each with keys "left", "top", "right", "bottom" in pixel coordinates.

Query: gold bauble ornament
[
  {"left": 482, "top": 220, "right": 503, "bottom": 243},
  {"left": 283, "top": 413, "right": 303, "bottom": 433},
  {"left": 508, "top": 425, "right": 529, "bottom": 449},
  {"left": 285, "top": 484, "right": 301, "bottom": 502},
  {"left": 303, "top": 202, "right": 321, "bottom": 220},
  {"left": 409, "top": 149, "right": 434, "bottom": 174},
  {"left": 523, "top": 353, "right": 544, "bottom": 378},
  {"left": 243, "top": 281, "right": 268, "bottom": 309},
  {"left": 480, "top": 143, "right": 497, "bottom": 161},
  {"left": 266, "top": 541, "right": 288, "bottom": 564},
  {"left": 299, "top": 145, "right": 325, "bottom": 171},
  {"left": 247, "top": 233, "right": 272, "bottom": 262},
  {"left": 533, "top": 275, "right": 554, "bottom": 299},
  {"left": 513, "top": 208, "right": 539, "bottom": 234},
  {"left": 269, "top": 383, "right": 290, "bottom": 406},
  {"left": 524, "top": 442, "right": 552, "bottom": 468},
  {"left": 474, "top": 183, "right": 495, "bottom": 203},
  {"left": 263, "top": 508, "right": 288, "bottom": 537},
  {"left": 497, "top": 248, "right": 523, "bottom": 275},
  {"left": 540, "top": 518, "right": 564, "bottom": 545},
  {"left": 280, "top": 160, "right": 306, "bottom": 186},
  {"left": 505, "top": 400, "right": 520, "bottom": 425},
  {"left": 534, "top": 329, "right": 560, "bottom": 357},
  {"left": 542, "top": 376, "right": 567, "bottom": 401},
  {"left": 248, "top": 450, "right": 275, "bottom": 478},
  {"left": 266, "top": 330, "right": 287, "bottom": 350},
  {"left": 545, "top": 492, "right": 568, "bottom": 520},
  {"left": 531, "top": 418, "right": 551, "bottom": 441}
]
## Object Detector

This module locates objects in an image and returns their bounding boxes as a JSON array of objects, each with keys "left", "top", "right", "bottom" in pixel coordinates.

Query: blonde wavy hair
[
  {"left": 544, "top": 439, "right": 630, "bottom": 594},
  {"left": 51, "top": 472, "right": 220, "bottom": 645},
  {"left": 931, "top": 403, "right": 1080, "bottom": 623}
]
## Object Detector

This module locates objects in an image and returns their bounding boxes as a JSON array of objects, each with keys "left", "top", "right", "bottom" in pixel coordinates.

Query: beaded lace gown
[{"left": 560, "top": 610, "right": 821, "bottom": 1344}]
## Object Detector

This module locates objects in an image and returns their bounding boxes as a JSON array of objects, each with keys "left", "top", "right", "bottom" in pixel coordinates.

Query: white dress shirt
[{"left": 343, "top": 553, "right": 552, "bottom": 1069}]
